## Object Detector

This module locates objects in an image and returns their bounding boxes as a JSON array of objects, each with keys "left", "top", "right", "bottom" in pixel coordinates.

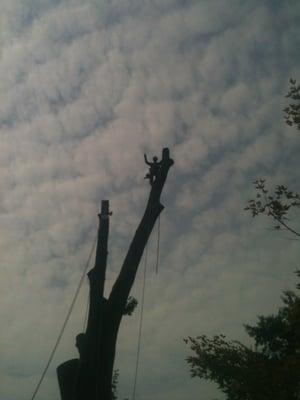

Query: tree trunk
[
  {"left": 57, "top": 148, "right": 174, "bottom": 400},
  {"left": 99, "top": 148, "right": 173, "bottom": 400}
]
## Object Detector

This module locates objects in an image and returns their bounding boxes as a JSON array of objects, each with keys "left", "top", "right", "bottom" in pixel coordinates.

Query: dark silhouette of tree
[
  {"left": 57, "top": 148, "right": 174, "bottom": 400},
  {"left": 185, "top": 273, "right": 300, "bottom": 400}
]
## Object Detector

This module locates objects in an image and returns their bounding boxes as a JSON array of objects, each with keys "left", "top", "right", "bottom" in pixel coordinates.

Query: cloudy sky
[{"left": 0, "top": 0, "right": 300, "bottom": 399}]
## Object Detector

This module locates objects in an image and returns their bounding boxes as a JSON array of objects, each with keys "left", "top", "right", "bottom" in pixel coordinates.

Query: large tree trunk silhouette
[{"left": 57, "top": 148, "right": 174, "bottom": 400}]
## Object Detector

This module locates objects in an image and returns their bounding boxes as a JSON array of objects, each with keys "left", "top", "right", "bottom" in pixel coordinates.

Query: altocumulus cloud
[{"left": 0, "top": 1, "right": 300, "bottom": 399}]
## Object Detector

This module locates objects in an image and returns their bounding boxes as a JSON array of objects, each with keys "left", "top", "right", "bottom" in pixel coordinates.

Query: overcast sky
[{"left": 0, "top": 1, "right": 300, "bottom": 399}]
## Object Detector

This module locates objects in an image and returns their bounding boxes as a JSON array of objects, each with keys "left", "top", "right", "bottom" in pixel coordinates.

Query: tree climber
[{"left": 144, "top": 154, "right": 162, "bottom": 185}]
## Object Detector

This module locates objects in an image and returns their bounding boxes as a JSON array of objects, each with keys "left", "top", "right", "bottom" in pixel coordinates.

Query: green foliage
[
  {"left": 283, "top": 79, "right": 300, "bottom": 130},
  {"left": 185, "top": 275, "right": 300, "bottom": 399}
]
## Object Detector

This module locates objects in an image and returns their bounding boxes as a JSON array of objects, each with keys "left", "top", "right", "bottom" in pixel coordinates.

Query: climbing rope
[
  {"left": 83, "top": 290, "right": 90, "bottom": 331},
  {"left": 132, "top": 244, "right": 148, "bottom": 400},
  {"left": 29, "top": 234, "right": 97, "bottom": 400},
  {"left": 155, "top": 215, "right": 160, "bottom": 274},
  {"left": 131, "top": 214, "right": 161, "bottom": 399}
]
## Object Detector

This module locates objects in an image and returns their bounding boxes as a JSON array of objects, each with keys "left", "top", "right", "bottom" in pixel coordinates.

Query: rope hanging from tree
[
  {"left": 29, "top": 234, "right": 97, "bottom": 400},
  {"left": 155, "top": 215, "right": 161, "bottom": 274},
  {"left": 131, "top": 215, "right": 161, "bottom": 399},
  {"left": 83, "top": 290, "right": 90, "bottom": 331},
  {"left": 132, "top": 244, "right": 148, "bottom": 400}
]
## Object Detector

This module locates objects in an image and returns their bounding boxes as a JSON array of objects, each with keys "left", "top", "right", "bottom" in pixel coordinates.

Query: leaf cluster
[
  {"left": 111, "top": 369, "right": 129, "bottom": 400},
  {"left": 185, "top": 275, "right": 300, "bottom": 399},
  {"left": 123, "top": 296, "right": 138, "bottom": 316},
  {"left": 245, "top": 285, "right": 300, "bottom": 359},
  {"left": 283, "top": 79, "right": 300, "bottom": 130},
  {"left": 185, "top": 334, "right": 262, "bottom": 399},
  {"left": 112, "top": 369, "right": 119, "bottom": 400},
  {"left": 244, "top": 179, "right": 300, "bottom": 236}
]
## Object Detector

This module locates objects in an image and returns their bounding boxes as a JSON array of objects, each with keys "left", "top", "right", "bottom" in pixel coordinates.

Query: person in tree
[
  {"left": 144, "top": 154, "right": 162, "bottom": 185},
  {"left": 57, "top": 149, "right": 174, "bottom": 400}
]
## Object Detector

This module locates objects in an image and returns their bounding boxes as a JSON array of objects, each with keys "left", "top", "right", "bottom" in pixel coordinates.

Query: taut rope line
[
  {"left": 132, "top": 244, "right": 148, "bottom": 400},
  {"left": 155, "top": 215, "right": 161, "bottom": 274},
  {"left": 29, "top": 234, "right": 97, "bottom": 400}
]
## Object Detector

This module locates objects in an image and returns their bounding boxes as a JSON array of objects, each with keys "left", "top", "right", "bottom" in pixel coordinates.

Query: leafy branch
[
  {"left": 245, "top": 179, "right": 300, "bottom": 237},
  {"left": 185, "top": 274, "right": 300, "bottom": 399},
  {"left": 283, "top": 78, "right": 300, "bottom": 130}
]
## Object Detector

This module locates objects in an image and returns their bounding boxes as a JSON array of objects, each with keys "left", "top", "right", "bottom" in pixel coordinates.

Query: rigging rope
[
  {"left": 83, "top": 291, "right": 90, "bottom": 331},
  {"left": 155, "top": 215, "right": 160, "bottom": 274},
  {"left": 29, "top": 234, "right": 97, "bottom": 400},
  {"left": 132, "top": 244, "right": 148, "bottom": 400},
  {"left": 131, "top": 215, "right": 161, "bottom": 398}
]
